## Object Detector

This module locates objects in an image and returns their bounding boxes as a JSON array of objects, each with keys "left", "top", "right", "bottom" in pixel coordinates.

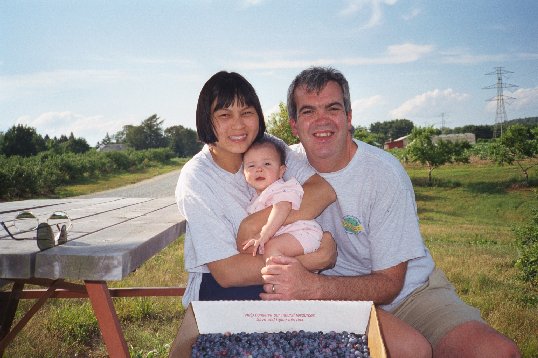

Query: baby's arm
[
  {"left": 237, "top": 174, "right": 334, "bottom": 252},
  {"left": 243, "top": 201, "right": 292, "bottom": 256}
]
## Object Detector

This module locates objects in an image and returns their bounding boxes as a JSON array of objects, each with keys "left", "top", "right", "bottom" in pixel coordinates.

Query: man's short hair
[{"left": 287, "top": 66, "right": 351, "bottom": 121}]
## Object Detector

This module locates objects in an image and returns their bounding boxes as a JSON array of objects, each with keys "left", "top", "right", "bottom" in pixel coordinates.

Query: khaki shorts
[{"left": 391, "top": 268, "right": 485, "bottom": 347}]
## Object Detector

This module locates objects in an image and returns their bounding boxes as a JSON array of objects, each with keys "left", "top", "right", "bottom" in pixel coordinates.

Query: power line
[{"left": 483, "top": 67, "right": 517, "bottom": 138}]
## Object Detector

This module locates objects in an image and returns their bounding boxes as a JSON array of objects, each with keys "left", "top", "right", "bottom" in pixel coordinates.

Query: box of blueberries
[{"left": 170, "top": 300, "right": 386, "bottom": 357}]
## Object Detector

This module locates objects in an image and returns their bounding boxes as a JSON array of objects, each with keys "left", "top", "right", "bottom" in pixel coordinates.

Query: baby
[{"left": 242, "top": 136, "right": 323, "bottom": 262}]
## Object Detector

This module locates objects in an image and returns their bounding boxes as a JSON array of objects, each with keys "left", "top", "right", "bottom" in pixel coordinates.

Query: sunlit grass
[
  {"left": 3, "top": 238, "right": 187, "bottom": 357},
  {"left": 2, "top": 160, "right": 537, "bottom": 357},
  {"left": 409, "top": 161, "right": 538, "bottom": 356},
  {"left": 55, "top": 157, "right": 188, "bottom": 197}
]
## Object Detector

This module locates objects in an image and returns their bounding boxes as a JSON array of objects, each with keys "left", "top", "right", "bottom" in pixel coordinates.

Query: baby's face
[{"left": 243, "top": 144, "right": 286, "bottom": 194}]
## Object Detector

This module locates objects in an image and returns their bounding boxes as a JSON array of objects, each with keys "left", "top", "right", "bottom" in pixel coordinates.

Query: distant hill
[{"left": 506, "top": 116, "right": 538, "bottom": 126}]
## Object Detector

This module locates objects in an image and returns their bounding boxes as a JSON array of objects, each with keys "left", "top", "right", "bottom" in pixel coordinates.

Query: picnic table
[{"left": 0, "top": 197, "right": 186, "bottom": 357}]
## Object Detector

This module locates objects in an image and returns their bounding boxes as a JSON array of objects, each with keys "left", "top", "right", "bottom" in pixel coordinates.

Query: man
[{"left": 260, "top": 66, "right": 520, "bottom": 357}]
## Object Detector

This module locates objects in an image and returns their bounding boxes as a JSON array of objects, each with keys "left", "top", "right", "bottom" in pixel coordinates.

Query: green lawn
[{"left": 2, "top": 160, "right": 537, "bottom": 357}]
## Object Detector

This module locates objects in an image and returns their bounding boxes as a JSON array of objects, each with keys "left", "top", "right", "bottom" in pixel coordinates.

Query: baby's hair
[{"left": 246, "top": 135, "right": 286, "bottom": 165}]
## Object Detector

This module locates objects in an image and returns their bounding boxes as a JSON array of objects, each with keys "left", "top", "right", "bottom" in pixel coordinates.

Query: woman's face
[{"left": 211, "top": 99, "right": 260, "bottom": 158}]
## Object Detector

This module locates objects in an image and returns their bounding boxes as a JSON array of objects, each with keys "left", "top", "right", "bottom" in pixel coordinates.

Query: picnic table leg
[
  {"left": 0, "top": 280, "right": 62, "bottom": 355},
  {"left": 85, "top": 280, "right": 130, "bottom": 358},
  {"left": 0, "top": 281, "right": 24, "bottom": 357}
]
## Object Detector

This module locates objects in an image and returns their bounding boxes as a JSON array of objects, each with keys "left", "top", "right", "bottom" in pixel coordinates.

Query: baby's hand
[{"left": 242, "top": 237, "right": 264, "bottom": 256}]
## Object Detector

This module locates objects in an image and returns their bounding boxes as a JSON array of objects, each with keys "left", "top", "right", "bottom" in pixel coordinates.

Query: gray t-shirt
[
  {"left": 176, "top": 135, "right": 316, "bottom": 307},
  {"left": 292, "top": 139, "right": 435, "bottom": 311}
]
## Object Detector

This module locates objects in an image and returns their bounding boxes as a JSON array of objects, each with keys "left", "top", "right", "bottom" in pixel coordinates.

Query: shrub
[
  {"left": 0, "top": 148, "right": 175, "bottom": 200},
  {"left": 514, "top": 209, "right": 538, "bottom": 287}
]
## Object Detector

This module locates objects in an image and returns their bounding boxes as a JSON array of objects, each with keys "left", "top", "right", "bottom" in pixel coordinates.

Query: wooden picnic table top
[{"left": 0, "top": 197, "right": 185, "bottom": 281}]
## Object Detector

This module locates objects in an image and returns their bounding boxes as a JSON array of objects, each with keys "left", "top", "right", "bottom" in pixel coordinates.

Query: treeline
[
  {"left": 0, "top": 114, "right": 203, "bottom": 200},
  {"left": 0, "top": 114, "right": 202, "bottom": 159},
  {"left": 267, "top": 100, "right": 537, "bottom": 147},
  {"left": 359, "top": 116, "right": 538, "bottom": 146},
  {"left": 0, "top": 148, "right": 173, "bottom": 200},
  {"left": 99, "top": 114, "right": 201, "bottom": 157}
]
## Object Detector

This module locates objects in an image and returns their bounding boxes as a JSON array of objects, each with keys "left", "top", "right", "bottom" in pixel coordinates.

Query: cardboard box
[{"left": 169, "top": 301, "right": 386, "bottom": 358}]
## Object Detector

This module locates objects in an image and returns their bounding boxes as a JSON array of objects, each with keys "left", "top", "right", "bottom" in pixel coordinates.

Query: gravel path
[{"left": 79, "top": 169, "right": 181, "bottom": 198}]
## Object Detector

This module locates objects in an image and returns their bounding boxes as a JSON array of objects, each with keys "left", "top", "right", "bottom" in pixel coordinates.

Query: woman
[{"left": 175, "top": 71, "right": 336, "bottom": 308}]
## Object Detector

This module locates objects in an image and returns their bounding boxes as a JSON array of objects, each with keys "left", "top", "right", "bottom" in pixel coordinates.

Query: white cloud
[
  {"left": 351, "top": 95, "right": 384, "bottom": 114},
  {"left": 517, "top": 52, "right": 538, "bottom": 60},
  {"left": 440, "top": 49, "right": 508, "bottom": 64},
  {"left": 402, "top": 8, "right": 421, "bottom": 21},
  {"left": 511, "top": 87, "right": 538, "bottom": 110},
  {"left": 486, "top": 87, "right": 538, "bottom": 115},
  {"left": 340, "top": 0, "right": 398, "bottom": 29},
  {"left": 15, "top": 111, "right": 133, "bottom": 146},
  {"left": 390, "top": 89, "right": 470, "bottom": 119},
  {"left": 383, "top": 43, "right": 433, "bottom": 63},
  {"left": 0, "top": 69, "right": 127, "bottom": 101},
  {"left": 237, "top": 43, "right": 433, "bottom": 69},
  {"left": 240, "top": 0, "right": 266, "bottom": 7}
]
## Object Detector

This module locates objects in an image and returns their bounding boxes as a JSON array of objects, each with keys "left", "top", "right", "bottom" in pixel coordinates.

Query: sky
[{"left": 1, "top": 0, "right": 537, "bottom": 146}]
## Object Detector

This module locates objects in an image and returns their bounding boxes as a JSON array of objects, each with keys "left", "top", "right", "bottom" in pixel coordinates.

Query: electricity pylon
[{"left": 484, "top": 67, "right": 517, "bottom": 138}]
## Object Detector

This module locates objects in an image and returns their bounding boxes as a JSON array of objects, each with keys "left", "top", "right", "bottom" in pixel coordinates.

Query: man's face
[{"left": 289, "top": 81, "right": 353, "bottom": 172}]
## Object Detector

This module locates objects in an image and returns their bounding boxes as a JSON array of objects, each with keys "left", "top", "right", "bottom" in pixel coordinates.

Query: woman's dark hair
[
  {"left": 196, "top": 71, "right": 266, "bottom": 144},
  {"left": 246, "top": 134, "right": 287, "bottom": 165}
]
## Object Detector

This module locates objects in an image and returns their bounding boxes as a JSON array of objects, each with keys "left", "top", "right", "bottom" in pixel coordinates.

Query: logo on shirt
[{"left": 342, "top": 215, "right": 364, "bottom": 234}]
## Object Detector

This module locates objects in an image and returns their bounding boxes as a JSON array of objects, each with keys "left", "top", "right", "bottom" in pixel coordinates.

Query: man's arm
[
  {"left": 237, "top": 174, "right": 336, "bottom": 251},
  {"left": 260, "top": 256, "right": 407, "bottom": 305}
]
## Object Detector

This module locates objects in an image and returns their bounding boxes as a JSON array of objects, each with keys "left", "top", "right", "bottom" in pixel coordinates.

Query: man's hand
[{"left": 260, "top": 256, "right": 321, "bottom": 300}]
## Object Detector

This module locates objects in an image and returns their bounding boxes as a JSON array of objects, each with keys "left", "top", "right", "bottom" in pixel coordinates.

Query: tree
[
  {"left": 369, "top": 119, "right": 415, "bottom": 144},
  {"left": 1, "top": 124, "right": 47, "bottom": 157},
  {"left": 122, "top": 114, "right": 167, "bottom": 150},
  {"left": 141, "top": 114, "right": 167, "bottom": 149},
  {"left": 99, "top": 132, "right": 113, "bottom": 146},
  {"left": 62, "top": 133, "right": 90, "bottom": 154},
  {"left": 513, "top": 209, "right": 538, "bottom": 287},
  {"left": 488, "top": 124, "right": 538, "bottom": 184},
  {"left": 266, "top": 102, "right": 298, "bottom": 145},
  {"left": 164, "top": 125, "right": 201, "bottom": 157},
  {"left": 124, "top": 124, "right": 146, "bottom": 150},
  {"left": 405, "top": 126, "right": 471, "bottom": 185},
  {"left": 453, "top": 124, "right": 494, "bottom": 140},
  {"left": 353, "top": 126, "right": 378, "bottom": 146},
  {"left": 113, "top": 128, "right": 126, "bottom": 143}
]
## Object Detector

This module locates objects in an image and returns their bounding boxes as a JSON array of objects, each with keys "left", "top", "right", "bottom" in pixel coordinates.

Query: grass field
[{"left": 2, "top": 160, "right": 537, "bottom": 357}]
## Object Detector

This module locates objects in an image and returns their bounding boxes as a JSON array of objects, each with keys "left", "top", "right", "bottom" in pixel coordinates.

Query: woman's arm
[{"left": 208, "top": 253, "right": 266, "bottom": 287}]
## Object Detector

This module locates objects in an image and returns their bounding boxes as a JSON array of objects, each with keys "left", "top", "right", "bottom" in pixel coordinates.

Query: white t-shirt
[
  {"left": 176, "top": 135, "right": 316, "bottom": 307},
  {"left": 291, "top": 139, "right": 435, "bottom": 311}
]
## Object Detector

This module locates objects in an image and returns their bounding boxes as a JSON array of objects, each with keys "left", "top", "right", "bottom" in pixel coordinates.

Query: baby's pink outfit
[{"left": 246, "top": 178, "right": 323, "bottom": 254}]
